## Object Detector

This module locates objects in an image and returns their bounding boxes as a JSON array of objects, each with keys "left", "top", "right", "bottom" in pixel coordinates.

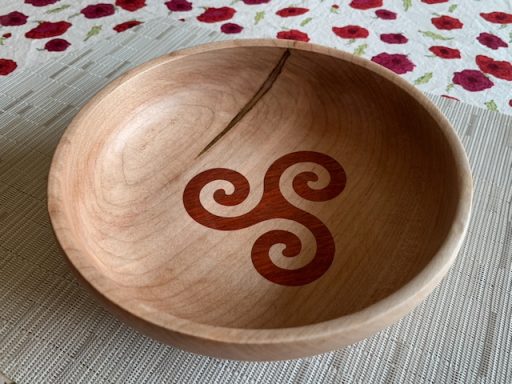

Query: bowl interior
[{"left": 60, "top": 45, "right": 460, "bottom": 329}]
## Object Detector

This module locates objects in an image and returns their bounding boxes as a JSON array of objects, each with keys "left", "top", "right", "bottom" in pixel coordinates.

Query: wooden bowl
[{"left": 48, "top": 40, "right": 472, "bottom": 361}]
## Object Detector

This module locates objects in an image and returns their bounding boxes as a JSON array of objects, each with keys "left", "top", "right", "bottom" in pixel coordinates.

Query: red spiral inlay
[{"left": 183, "top": 151, "right": 346, "bottom": 286}]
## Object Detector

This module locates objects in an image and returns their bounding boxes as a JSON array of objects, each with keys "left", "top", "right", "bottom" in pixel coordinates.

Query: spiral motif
[{"left": 183, "top": 151, "right": 346, "bottom": 286}]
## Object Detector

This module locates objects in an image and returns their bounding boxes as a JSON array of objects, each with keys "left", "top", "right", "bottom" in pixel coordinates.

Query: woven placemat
[{"left": 0, "top": 18, "right": 511, "bottom": 384}]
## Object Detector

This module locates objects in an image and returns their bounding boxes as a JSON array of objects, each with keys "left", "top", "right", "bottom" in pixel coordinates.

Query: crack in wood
[{"left": 197, "top": 49, "right": 291, "bottom": 158}]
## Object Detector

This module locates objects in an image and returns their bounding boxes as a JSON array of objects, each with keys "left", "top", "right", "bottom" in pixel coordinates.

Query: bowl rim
[{"left": 47, "top": 39, "right": 473, "bottom": 347}]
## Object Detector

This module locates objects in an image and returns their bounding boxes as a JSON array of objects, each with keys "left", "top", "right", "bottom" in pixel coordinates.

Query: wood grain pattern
[{"left": 48, "top": 40, "right": 473, "bottom": 360}]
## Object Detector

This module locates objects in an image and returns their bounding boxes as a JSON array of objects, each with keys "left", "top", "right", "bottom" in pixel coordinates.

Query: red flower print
[
  {"left": 476, "top": 55, "right": 512, "bottom": 81},
  {"left": 165, "top": 0, "right": 192, "bottom": 11},
  {"left": 25, "top": 0, "right": 59, "bottom": 6},
  {"left": 25, "top": 21, "right": 71, "bottom": 39},
  {"left": 375, "top": 9, "right": 397, "bottom": 20},
  {"left": 441, "top": 95, "right": 460, "bottom": 101},
  {"left": 44, "top": 38, "right": 70, "bottom": 52},
  {"left": 113, "top": 20, "right": 142, "bottom": 32},
  {"left": 197, "top": 7, "right": 235, "bottom": 23},
  {"left": 480, "top": 12, "right": 512, "bottom": 24},
  {"left": 509, "top": 100, "right": 512, "bottom": 107},
  {"left": 276, "top": 29, "right": 310, "bottom": 42},
  {"left": 2, "top": 33, "right": 12, "bottom": 38},
  {"left": 380, "top": 33, "right": 408, "bottom": 44},
  {"left": 81, "top": 3, "right": 115, "bottom": 19},
  {"left": 115, "top": 0, "right": 145, "bottom": 12},
  {"left": 349, "top": 0, "right": 382, "bottom": 10},
  {"left": 332, "top": 25, "right": 369, "bottom": 39},
  {"left": 422, "top": 0, "right": 448, "bottom": 3},
  {"left": 431, "top": 15, "right": 463, "bottom": 30},
  {"left": 276, "top": 7, "right": 309, "bottom": 17},
  {"left": 476, "top": 32, "right": 508, "bottom": 50},
  {"left": 221, "top": 23, "right": 243, "bottom": 34},
  {"left": 429, "top": 46, "right": 461, "bottom": 59},
  {"left": 371, "top": 53, "right": 415, "bottom": 74},
  {"left": 0, "top": 58, "right": 17, "bottom": 76},
  {"left": 243, "top": 0, "right": 271, "bottom": 4},
  {"left": 452, "top": 70, "right": 493, "bottom": 92},
  {"left": 0, "top": 11, "right": 28, "bottom": 26}
]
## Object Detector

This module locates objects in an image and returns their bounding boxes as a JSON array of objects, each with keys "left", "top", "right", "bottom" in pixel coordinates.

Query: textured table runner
[{"left": 0, "top": 18, "right": 511, "bottom": 383}]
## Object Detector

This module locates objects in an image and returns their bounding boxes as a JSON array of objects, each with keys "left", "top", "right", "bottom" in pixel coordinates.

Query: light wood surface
[{"left": 48, "top": 40, "right": 472, "bottom": 360}]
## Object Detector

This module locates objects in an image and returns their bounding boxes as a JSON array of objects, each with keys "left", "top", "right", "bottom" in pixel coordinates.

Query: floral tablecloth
[{"left": 1, "top": 0, "right": 511, "bottom": 113}]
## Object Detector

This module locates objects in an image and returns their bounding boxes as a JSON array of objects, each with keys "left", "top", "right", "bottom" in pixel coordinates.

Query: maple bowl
[{"left": 48, "top": 40, "right": 472, "bottom": 361}]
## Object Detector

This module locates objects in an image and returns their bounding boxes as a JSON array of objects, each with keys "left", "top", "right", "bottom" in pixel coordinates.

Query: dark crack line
[{"left": 197, "top": 49, "right": 291, "bottom": 158}]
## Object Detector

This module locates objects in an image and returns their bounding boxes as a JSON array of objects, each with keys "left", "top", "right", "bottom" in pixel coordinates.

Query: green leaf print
[
  {"left": 46, "top": 4, "right": 71, "bottom": 13},
  {"left": 403, "top": 0, "right": 412, "bottom": 11},
  {"left": 419, "top": 30, "right": 454, "bottom": 41},
  {"left": 255, "top": 11, "right": 265, "bottom": 25},
  {"left": 84, "top": 25, "right": 102, "bottom": 42},
  {"left": 448, "top": 4, "right": 458, "bottom": 13},
  {"left": 300, "top": 17, "right": 313, "bottom": 27},
  {"left": 485, "top": 100, "right": 498, "bottom": 112},
  {"left": 353, "top": 44, "right": 367, "bottom": 56},
  {"left": 414, "top": 72, "right": 433, "bottom": 85}
]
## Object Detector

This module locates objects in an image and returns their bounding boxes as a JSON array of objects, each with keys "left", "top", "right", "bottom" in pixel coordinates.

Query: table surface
[
  {"left": 0, "top": 1, "right": 511, "bottom": 114},
  {"left": 0, "top": 17, "right": 511, "bottom": 383},
  {"left": 0, "top": 17, "right": 512, "bottom": 383}
]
